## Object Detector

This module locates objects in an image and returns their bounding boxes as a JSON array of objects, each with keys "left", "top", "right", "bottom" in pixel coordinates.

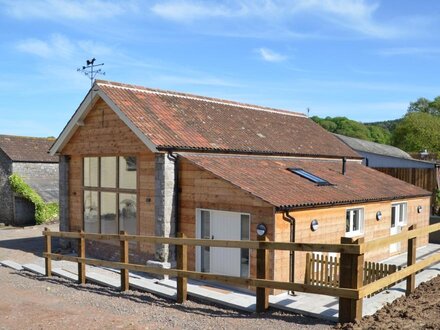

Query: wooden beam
[
  {"left": 44, "top": 230, "right": 362, "bottom": 254},
  {"left": 364, "top": 222, "right": 440, "bottom": 252},
  {"left": 78, "top": 230, "right": 86, "bottom": 284},
  {"left": 256, "top": 235, "right": 269, "bottom": 313},
  {"left": 44, "top": 252, "right": 359, "bottom": 298},
  {"left": 360, "top": 253, "right": 440, "bottom": 297},
  {"left": 176, "top": 232, "right": 188, "bottom": 304},
  {"left": 120, "top": 231, "right": 129, "bottom": 291},
  {"left": 406, "top": 225, "right": 417, "bottom": 295},
  {"left": 44, "top": 227, "right": 52, "bottom": 277},
  {"left": 339, "top": 237, "right": 364, "bottom": 324}
]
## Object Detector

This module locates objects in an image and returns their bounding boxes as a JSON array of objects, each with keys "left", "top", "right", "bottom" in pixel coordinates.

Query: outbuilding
[
  {"left": 0, "top": 135, "right": 59, "bottom": 226},
  {"left": 50, "top": 80, "right": 431, "bottom": 284}
]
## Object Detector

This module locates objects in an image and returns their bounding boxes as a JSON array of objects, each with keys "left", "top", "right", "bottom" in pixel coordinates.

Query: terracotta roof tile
[
  {"left": 96, "top": 80, "right": 360, "bottom": 158},
  {"left": 181, "top": 153, "right": 430, "bottom": 209},
  {"left": 0, "top": 135, "right": 58, "bottom": 163}
]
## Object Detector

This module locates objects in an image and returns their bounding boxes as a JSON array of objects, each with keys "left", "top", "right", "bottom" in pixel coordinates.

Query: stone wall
[
  {"left": 0, "top": 150, "right": 13, "bottom": 225},
  {"left": 12, "top": 162, "right": 59, "bottom": 202}
]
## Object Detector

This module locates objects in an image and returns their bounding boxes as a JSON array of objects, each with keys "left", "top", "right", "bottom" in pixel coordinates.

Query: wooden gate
[{"left": 304, "top": 253, "right": 403, "bottom": 297}]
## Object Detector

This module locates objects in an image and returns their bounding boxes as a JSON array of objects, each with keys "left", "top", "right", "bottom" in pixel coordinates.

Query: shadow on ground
[{"left": 0, "top": 236, "right": 61, "bottom": 257}]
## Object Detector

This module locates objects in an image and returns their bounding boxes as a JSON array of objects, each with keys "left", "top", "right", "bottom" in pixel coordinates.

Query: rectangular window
[
  {"left": 287, "top": 168, "right": 332, "bottom": 186},
  {"left": 392, "top": 203, "right": 407, "bottom": 227},
  {"left": 240, "top": 214, "right": 250, "bottom": 277},
  {"left": 346, "top": 208, "right": 364, "bottom": 237},
  {"left": 200, "top": 210, "right": 210, "bottom": 273},
  {"left": 119, "top": 193, "right": 137, "bottom": 235},
  {"left": 83, "top": 156, "right": 137, "bottom": 234}
]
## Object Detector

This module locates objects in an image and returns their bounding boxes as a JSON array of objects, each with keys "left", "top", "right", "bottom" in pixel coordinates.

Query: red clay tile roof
[
  {"left": 0, "top": 135, "right": 58, "bottom": 163},
  {"left": 96, "top": 80, "right": 361, "bottom": 159},
  {"left": 181, "top": 153, "right": 431, "bottom": 209}
]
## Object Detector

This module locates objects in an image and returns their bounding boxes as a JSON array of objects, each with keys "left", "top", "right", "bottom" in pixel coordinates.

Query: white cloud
[
  {"left": 16, "top": 34, "right": 112, "bottom": 60},
  {"left": 150, "top": 0, "right": 405, "bottom": 38},
  {"left": 256, "top": 48, "right": 287, "bottom": 62},
  {"left": 376, "top": 47, "right": 440, "bottom": 56},
  {"left": 151, "top": 1, "right": 235, "bottom": 22},
  {"left": 156, "top": 74, "right": 243, "bottom": 87},
  {"left": 2, "top": 0, "right": 136, "bottom": 20}
]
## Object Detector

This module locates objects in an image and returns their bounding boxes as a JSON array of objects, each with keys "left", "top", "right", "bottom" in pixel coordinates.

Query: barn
[
  {"left": 49, "top": 80, "right": 431, "bottom": 283},
  {"left": 0, "top": 135, "right": 59, "bottom": 226}
]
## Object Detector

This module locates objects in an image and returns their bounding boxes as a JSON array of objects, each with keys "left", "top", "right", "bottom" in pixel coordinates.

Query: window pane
[
  {"left": 346, "top": 211, "right": 351, "bottom": 232},
  {"left": 101, "top": 157, "right": 117, "bottom": 188},
  {"left": 119, "top": 156, "right": 137, "bottom": 189},
  {"left": 352, "top": 210, "right": 359, "bottom": 231},
  {"left": 101, "top": 192, "right": 117, "bottom": 234},
  {"left": 240, "top": 214, "right": 250, "bottom": 277},
  {"left": 391, "top": 206, "right": 396, "bottom": 227},
  {"left": 201, "top": 211, "right": 210, "bottom": 239},
  {"left": 84, "top": 157, "right": 98, "bottom": 187},
  {"left": 200, "top": 210, "right": 210, "bottom": 272},
  {"left": 119, "top": 193, "right": 137, "bottom": 235},
  {"left": 84, "top": 190, "right": 99, "bottom": 233}
]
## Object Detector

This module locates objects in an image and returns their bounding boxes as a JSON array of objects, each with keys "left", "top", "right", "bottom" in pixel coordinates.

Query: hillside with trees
[{"left": 312, "top": 96, "right": 440, "bottom": 158}]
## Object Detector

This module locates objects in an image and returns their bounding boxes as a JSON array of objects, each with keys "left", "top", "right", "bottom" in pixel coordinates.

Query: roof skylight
[{"left": 287, "top": 168, "right": 332, "bottom": 186}]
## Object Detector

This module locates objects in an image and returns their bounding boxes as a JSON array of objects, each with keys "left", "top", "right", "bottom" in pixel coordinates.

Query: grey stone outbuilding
[{"left": 0, "top": 135, "right": 59, "bottom": 226}]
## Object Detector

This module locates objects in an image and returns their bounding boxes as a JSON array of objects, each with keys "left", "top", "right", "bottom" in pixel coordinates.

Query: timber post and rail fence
[{"left": 43, "top": 223, "right": 440, "bottom": 324}]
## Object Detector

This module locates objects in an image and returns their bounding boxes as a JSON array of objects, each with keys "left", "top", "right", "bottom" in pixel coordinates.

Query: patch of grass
[{"left": 8, "top": 174, "right": 59, "bottom": 224}]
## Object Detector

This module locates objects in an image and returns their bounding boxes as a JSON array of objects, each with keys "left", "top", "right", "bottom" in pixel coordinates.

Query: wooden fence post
[
  {"left": 176, "top": 232, "right": 188, "bottom": 303},
  {"left": 406, "top": 225, "right": 417, "bottom": 295},
  {"left": 44, "top": 227, "right": 52, "bottom": 277},
  {"left": 120, "top": 231, "right": 129, "bottom": 291},
  {"left": 78, "top": 230, "right": 86, "bottom": 284},
  {"left": 256, "top": 235, "right": 269, "bottom": 313},
  {"left": 339, "top": 237, "right": 364, "bottom": 324}
]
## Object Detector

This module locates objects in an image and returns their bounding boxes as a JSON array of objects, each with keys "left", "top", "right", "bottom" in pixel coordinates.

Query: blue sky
[{"left": 1, "top": 0, "right": 440, "bottom": 137}]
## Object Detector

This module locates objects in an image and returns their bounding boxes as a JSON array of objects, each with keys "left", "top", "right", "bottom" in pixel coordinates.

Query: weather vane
[{"left": 77, "top": 58, "right": 105, "bottom": 86}]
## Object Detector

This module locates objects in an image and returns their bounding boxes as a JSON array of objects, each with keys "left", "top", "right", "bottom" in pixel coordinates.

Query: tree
[
  {"left": 392, "top": 112, "right": 440, "bottom": 155},
  {"left": 407, "top": 97, "right": 440, "bottom": 116},
  {"left": 311, "top": 116, "right": 392, "bottom": 144}
]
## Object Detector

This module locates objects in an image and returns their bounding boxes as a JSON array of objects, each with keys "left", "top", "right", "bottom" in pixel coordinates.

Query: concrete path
[{"left": 1, "top": 243, "right": 439, "bottom": 322}]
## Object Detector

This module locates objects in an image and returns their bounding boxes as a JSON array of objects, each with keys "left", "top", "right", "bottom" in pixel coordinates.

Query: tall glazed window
[{"left": 83, "top": 156, "right": 137, "bottom": 234}]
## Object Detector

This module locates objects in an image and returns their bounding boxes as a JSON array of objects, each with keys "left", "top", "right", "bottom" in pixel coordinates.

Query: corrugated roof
[
  {"left": 335, "top": 134, "right": 412, "bottom": 159},
  {"left": 94, "top": 80, "right": 361, "bottom": 159},
  {"left": 181, "top": 153, "right": 430, "bottom": 209},
  {"left": 0, "top": 135, "right": 58, "bottom": 163}
]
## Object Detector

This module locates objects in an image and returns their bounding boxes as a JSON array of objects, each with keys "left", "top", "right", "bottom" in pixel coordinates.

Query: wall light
[
  {"left": 310, "top": 219, "right": 319, "bottom": 231},
  {"left": 417, "top": 206, "right": 423, "bottom": 213},
  {"left": 256, "top": 223, "right": 267, "bottom": 237},
  {"left": 376, "top": 211, "right": 382, "bottom": 221}
]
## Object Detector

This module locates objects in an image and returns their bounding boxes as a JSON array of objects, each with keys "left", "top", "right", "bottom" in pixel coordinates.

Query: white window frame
[
  {"left": 345, "top": 208, "right": 364, "bottom": 237},
  {"left": 392, "top": 202, "right": 407, "bottom": 227}
]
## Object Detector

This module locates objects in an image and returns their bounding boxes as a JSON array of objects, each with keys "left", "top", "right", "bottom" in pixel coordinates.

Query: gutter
[
  {"left": 157, "top": 146, "right": 363, "bottom": 161},
  {"left": 282, "top": 211, "right": 296, "bottom": 295}
]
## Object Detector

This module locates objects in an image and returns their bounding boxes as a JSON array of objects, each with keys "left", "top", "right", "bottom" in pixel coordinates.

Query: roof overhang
[{"left": 49, "top": 84, "right": 158, "bottom": 155}]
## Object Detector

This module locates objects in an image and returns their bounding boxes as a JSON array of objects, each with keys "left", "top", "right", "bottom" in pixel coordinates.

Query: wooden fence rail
[{"left": 42, "top": 222, "right": 440, "bottom": 324}]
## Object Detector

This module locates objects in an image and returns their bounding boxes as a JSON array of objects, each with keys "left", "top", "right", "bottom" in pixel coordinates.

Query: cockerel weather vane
[{"left": 77, "top": 58, "right": 105, "bottom": 86}]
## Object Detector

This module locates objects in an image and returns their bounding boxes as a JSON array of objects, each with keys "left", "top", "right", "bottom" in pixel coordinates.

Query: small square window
[{"left": 346, "top": 208, "right": 364, "bottom": 237}]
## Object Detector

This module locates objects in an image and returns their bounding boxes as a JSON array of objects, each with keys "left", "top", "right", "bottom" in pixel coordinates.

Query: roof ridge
[
  {"left": 0, "top": 134, "right": 55, "bottom": 140},
  {"left": 96, "top": 80, "right": 306, "bottom": 118}
]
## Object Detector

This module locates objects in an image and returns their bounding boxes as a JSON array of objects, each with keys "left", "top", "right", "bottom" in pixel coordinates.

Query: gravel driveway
[{"left": 0, "top": 223, "right": 333, "bottom": 330}]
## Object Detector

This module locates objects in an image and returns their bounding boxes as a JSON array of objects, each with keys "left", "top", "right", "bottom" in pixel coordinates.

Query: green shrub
[{"left": 8, "top": 174, "right": 59, "bottom": 224}]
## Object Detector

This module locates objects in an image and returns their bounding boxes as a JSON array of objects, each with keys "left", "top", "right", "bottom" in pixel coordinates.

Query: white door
[
  {"left": 390, "top": 205, "right": 401, "bottom": 253},
  {"left": 210, "top": 211, "right": 241, "bottom": 276},
  {"left": 197, "top": 210, "right": 243, "bottom": 277}
]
